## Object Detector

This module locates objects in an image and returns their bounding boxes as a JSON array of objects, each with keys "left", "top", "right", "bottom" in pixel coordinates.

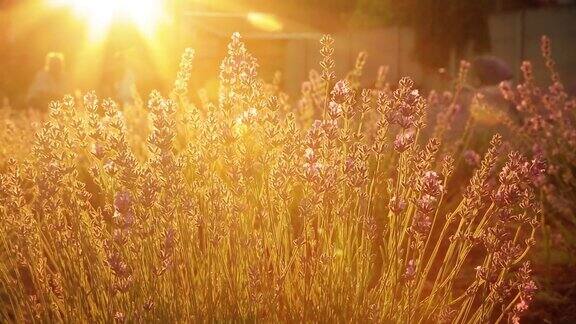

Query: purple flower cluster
[
  {"left": 411, "top": 171, "right": 444, "bottom": 236},
  {"left": 492, "top": 153, "right": 546, "bottom": 209},
  {"left": 393, "top": 130, "right": 416, "bottom": 153}
]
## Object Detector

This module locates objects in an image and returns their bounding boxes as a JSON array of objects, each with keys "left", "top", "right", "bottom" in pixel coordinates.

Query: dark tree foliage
[
  {"left": 242, "top": 0, "right": 562, "bottom": 68},
  {"left": 241, "top": 0, "right": 493, "bottom": 68},
  {"left": 411, "top": 0, "right": 493, "bottom": 69}
]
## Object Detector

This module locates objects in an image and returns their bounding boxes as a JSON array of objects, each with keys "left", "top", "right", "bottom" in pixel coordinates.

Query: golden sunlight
[
  {"left": 48, "top": 0, "right": 165, "bottom": 39},
  {"left": 246, "top": 12, "right": 283, "bottom": 32}
]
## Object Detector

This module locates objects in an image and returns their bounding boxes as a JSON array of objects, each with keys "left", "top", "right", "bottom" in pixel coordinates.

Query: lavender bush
[{"left": 0, "top": 33, "right": 542, "bottom": 323}]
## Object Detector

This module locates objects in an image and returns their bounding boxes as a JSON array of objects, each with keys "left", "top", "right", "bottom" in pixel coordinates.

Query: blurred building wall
[
  {"left": 280, "top": 6, "right": 576, "bottom": 96},
  {"left": 489, "top": 7, "right": 576, "bottom": 87},
  {"left": 282, "top": 27, "right": 424, "bottom": 96}
]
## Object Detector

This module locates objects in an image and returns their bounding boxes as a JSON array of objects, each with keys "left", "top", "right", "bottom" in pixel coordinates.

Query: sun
[{"left": 49, "top": 0, "right": 165, "bottom": 39}]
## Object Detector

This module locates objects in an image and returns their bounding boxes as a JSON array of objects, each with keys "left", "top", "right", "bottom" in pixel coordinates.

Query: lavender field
[{"left": 1, "top": 1, "right": 576, "bottom": 323}]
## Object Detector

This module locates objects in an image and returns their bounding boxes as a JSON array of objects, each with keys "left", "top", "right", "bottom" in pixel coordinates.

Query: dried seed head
[
  {"left": 331, "top": 80, "right": 352, "bottom": 104},
  {"left": 464, "top": 150, "right": 481, "bottom": 167},
  {"left": 403, "top": 259, "right": 416, "bottom": 281},
  {"left": 389, "top": 196, "right": 407, "bottom": 214},
  {"left": 394, "top": 130, "right": 415, "bottom": 153},
  {"left": 114, "top": 191, "right": 132, "bottom": 214},
  {"left": 421, "top": 171, "right": 444, "bottom": 197},
  {"left": 328, "top": 101, "right": 343, "bottom": 119}
]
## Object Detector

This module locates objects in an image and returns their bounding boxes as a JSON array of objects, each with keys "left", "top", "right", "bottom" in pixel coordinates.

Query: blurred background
[{"left": 0, "top": 0, "right": 575, "bottom": 108}]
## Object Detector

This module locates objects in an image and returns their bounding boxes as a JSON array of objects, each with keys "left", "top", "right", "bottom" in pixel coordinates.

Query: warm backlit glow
[
  {"left": 247, "top": 12, "right": 283, "bottom": 32},
  {"left": 49, "top": 0, "right": 165, "bottom": 39}
]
